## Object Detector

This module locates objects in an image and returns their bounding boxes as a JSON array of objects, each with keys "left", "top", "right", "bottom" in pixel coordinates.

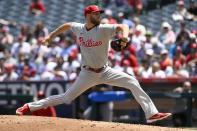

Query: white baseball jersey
[{"left": 71, "top": 22, "right": 116, "bottom": 68}]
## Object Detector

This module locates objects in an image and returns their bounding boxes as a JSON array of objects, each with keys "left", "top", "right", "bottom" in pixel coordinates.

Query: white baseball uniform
[{"left": 28, "top": 22, "right": 158, "bottom": 119}]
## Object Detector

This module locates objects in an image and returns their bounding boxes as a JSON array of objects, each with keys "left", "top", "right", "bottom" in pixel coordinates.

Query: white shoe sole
[{"left": 147, "top": 113, "right": 172, "bottom": 124}]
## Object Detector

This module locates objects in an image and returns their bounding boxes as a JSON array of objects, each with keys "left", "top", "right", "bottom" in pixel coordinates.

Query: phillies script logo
[{"left": 79, "top": 37, "right": 102, "bottom": 47}]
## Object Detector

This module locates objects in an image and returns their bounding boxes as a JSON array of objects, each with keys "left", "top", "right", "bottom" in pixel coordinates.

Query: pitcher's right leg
[{"left": 16, "top": 69, "right": 99, "bottom": 115}]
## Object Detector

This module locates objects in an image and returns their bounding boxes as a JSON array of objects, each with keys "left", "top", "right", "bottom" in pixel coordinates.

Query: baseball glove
[{"left": 110, "top": 39, "right": 129, "bottom": 52}]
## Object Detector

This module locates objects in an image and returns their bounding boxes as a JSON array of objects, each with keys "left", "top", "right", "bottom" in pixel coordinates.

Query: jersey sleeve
[
  {"left": 100, "top": 24, "right": 116, "bottom": 38},
  {"left": 71, "top": 22, "right": 83, "bottom": 36}
]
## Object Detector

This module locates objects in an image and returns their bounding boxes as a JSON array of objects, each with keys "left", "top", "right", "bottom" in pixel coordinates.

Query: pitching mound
[{"left": 0, "top": 115, "right": 192, "bottom": 131}]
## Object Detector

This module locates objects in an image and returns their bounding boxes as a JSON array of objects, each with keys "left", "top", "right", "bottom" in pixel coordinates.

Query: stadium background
[{"left": 0, "top": 0, "right": 197, "bottom": 129}]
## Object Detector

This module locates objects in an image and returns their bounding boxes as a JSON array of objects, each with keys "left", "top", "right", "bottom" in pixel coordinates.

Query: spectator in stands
[
  {"left": 186, "top": 43, "right": 197, "bottom": 64},
  {"left": 156, "top": 22, "right": 176, "bottom": 50},
  {"left": 37, "top": 55, "right": 48, "bottom": 75},
  {"left": 151, "top": 37, "right": 165, "bottom": 61},
  {"left": 132, "top": 17, "right": 146, "bottom": 35},
  {"left": 31, "top": 37, "right": 49, "bottom": 64},
  {"left": 122, "top": 59, "right": 135, "bottom": 76},
  {"left": 104, "top": 9, "right": 117, "bottom": 24},
  {"left": 186, "top": 43, "right": 197, "bottom": 76},
  {"left": 175, "top": 22, "right": 190, "bottom": 55},
  {"left": 29, "top": 0, "right": 45, "bottom": 15},
  {"left": 182, "top": 33, "right": 197, "bottom": 56},
  {"left": 33, "top": 21, "right": 48, "bottom": 39},
  {"left": 172, "top": 0, "right": 190, "bottom": 21},
  {"left": 132, "top": 30, "right": 146, "bottom": 55},
  {"left": 15, "top": 51, "right": 25, "bottom": 77},
  {"left": 21, "top": 56, "right": 37, "bottom": 81},
  {"left": 117, "top": 12, "right": 134, "bottom": 28},
  {"left": 23, "top": 67, "right": 39, "bottom": 81},
  {"left": 51, "top": 65, "right": 68, "bottom": 81},
  {"left": 145, "top": 49, "right": 155, "bottom": 66},
  {"left": 62, "top": 53, "right": 80, "bottom": 78},
  {"left": 0, "top": 26, "right": 14, "bottom": 50},
  {"left": 11, "top": 35, "right": 31, "bottom": 59},
  {"left": 2, "top": 64, "right": 18, "bottom": 81},
  {"left": 53, "top": 56, "right": 68, "bottom": 80},
  {"left": 137, "top": 59, "right": 151, "bottom": 78},
  {"left": 173, "top": 46, "right": 186, "bottom": 67},
  {"left": 126, "top": 0, "right": 143, "bottom": 16},
  {"left": 172, "top": 81, "right": 192, "bottom": 127},
  {"left": 40, "top": 53, "right": 65, "bottom": 80},
  {"left": 31, "top": 91, "right": 56, "bottom": 117},
  {"left": 60, "top": 37, "right": 78, "bottom": 57},
  {"left": 187, "top": 0, "right": 197, "bottom": 21},
  {"left": 170, "top": 61, "right": 189, "bottom": 77},
  {"left": 150, "top": 62, "right": 166, "bottom": 78},
  {"left": 144, "top": 31, "right": 153, "bottom": 50},
  {"left": 159, "top": 49, "right": 173, "bottom": 71},
  {"left": 20, "top": 25, "right": 32, "bottom": 43},
  {"left": 137, "top": 39, "right": 149, "bottom": 61},
  {"left": 169, "top": 36, "right": 184, "bottom": 58},
  {"left": 48, "top": 38, "right": 62, "bottom": 57},
  {"left": 175, "top": 21, "right": 189, "bottom": 38},
  {"left": 40, "top": 59, "right": 57, "bottom": 80},
  {"left": 3, "top": 49, "right": 17, "bottom": 66}
]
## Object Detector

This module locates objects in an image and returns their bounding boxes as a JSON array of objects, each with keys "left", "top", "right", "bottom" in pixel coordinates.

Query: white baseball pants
[{"left": 28, "top": 66, "right": 158, "bottom": 119}]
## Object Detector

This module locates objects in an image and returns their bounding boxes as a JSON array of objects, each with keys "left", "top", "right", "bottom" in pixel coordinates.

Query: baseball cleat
[
  {"left": 16, "top": 104, "right": 30, "bottom": 115},
  {"left": 147, "top": 112, "right": 172, "bottom": 124}
]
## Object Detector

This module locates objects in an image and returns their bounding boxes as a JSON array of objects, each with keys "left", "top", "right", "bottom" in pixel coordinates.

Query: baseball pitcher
[{"left": 16, "top": 5, "right": 171, "bottom": 124}]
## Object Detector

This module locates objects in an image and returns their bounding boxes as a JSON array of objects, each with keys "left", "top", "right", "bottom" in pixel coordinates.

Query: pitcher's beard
[{"left": 90, "top": 16, "right": 100, "bottom": 26}]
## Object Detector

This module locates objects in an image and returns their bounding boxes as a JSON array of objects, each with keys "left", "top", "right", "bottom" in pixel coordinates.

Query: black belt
[{"left": 82, "top": 65, "right": 104, "bottom": 73}]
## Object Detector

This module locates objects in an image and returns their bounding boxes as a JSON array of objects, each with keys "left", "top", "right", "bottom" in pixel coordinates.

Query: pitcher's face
[{"left": 90, "top": 12, "right": 101, "bottom": 26}]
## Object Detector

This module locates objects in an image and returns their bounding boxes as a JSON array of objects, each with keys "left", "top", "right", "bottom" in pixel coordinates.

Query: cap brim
[
  {"left": 100, "top": 10, "right": 104, "bottom": 13},
  {"left": 92, "top": 10, "right": 104, "bottom": 14}
]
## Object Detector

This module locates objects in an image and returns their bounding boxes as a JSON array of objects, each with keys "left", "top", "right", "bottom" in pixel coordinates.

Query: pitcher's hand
[{"left": 42, "top": 35, "right": 52, "bottom": 46}]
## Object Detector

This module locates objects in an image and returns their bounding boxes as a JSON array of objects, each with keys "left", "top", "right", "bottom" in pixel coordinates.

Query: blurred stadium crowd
[{"left": 0, "top": 0, "right": 197, "bottom": 81}]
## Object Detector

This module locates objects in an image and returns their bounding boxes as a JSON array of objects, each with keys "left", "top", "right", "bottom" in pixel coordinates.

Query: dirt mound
[{"left": 0, "top": 115, "right": 192, "bottom": 131}]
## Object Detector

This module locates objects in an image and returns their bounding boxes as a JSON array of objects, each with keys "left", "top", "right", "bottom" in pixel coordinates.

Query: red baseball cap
[
  {"left": 37, "top": 91, "right": 45, "bottom": 97},
  {"left": 191, "top": 43, "right": 197, "bottom": 48},
  {"left": 1, "top": 27, "right": 9, "bottom": 32},
  {"left": 178, "top": 0, "right": 184, "bottom": 5},
  {"left": 18, "top": 35, "right": 24, "bottom": 40},
  {"left": 84, "top": 5, "right": 104, "bottom": 16}
]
